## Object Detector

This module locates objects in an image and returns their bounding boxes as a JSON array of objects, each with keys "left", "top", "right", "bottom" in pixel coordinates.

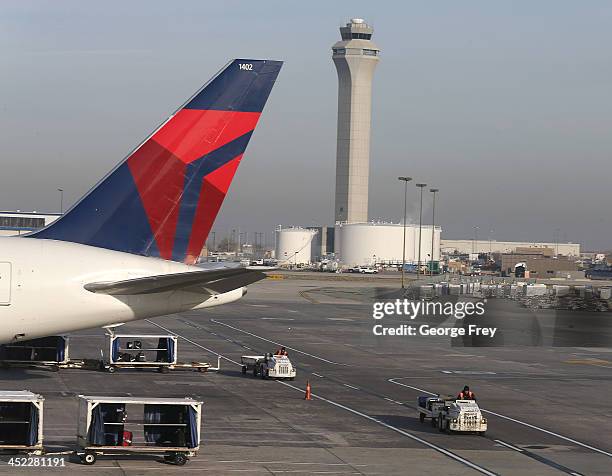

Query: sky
[{"left": 0, "top": 1, "right": 611, "bottom": 250}]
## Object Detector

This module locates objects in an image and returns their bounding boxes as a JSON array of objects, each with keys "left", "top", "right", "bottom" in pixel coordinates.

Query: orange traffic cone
[{"left": 304, "top": 381, "right": 312, "bottom": 400}]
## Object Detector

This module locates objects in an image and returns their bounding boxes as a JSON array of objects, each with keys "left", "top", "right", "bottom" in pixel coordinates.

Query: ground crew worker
[
  {"left": 275, "top": 346, "right": 288, "bottom": 356},
  {"left": 457, "top": 385, "right": 476, "bottom": 400}
]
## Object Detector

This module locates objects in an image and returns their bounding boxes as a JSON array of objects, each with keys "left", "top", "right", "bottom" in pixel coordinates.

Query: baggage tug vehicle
[
  {"left": 241, "top": 354, "right": 296, "bottom": 380},
  {"left": 418, "top": 395, "right": 487, "bottom": 435}
]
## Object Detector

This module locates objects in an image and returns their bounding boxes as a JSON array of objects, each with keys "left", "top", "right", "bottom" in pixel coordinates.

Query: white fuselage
[{"left": 0, "top": 237, "right": 244, "bottom": 343}]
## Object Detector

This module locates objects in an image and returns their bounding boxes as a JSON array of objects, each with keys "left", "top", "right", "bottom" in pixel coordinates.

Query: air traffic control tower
[{"left": 332, "top": 18, "right": 380, "bottom": 224}]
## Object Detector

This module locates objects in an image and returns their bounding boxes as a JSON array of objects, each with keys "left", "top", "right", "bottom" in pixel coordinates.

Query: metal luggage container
[
  {"left": 104, "top": 333, "right": 215, "bottom": 374},
  {"left": 0, "top": 391, "right": 44, "bottom": 455},
  {"left": 0, "top": 336, "right": 70, "bottom": 371},
  {"left": 76, "top": 395, "right": 202, "bottom": 465}
]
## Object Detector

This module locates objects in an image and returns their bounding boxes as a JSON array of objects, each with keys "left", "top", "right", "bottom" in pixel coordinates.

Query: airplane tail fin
[{"left": 30, "top": 59, "right": 282, "bottom": 264}]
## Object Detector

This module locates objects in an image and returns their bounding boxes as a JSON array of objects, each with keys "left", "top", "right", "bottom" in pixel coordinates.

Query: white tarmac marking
[
  {"left": 384, "top": 397, "right": 403, "bottom": 405},
  {"left": 343, "top": 384, "right": 359, "bottom": 390},
  {"left": 277, "top": 380, "right": 498, "bottom": 476},
  {"left": 210, "top": 319, "right": 346, "bottom": 366},
  {"left": 62, "top": 467, "right": 267, "bottom": 472},
  {"left": 494, "top": 440, "right": 524, "bottom": 452},
  {"left": 261, "top": 317, "right": 295, "bottom": 321},
  {"left": 327, "top": 318, "right": 354, "bottom": 321},
  {"left": 312, "top": 373, "right": 325, "bottom": 378},
  {"left": 265, "top": 472, "right": 359, "bottom": 474},
  {"left": 495, "top": 440, "right": 585, "bottom": 475},
  {"left": 145, "top": 319, "right": 241, "bottom": 366},
  {"left": 214, "top": 460, "right": 366, "bottom": 466},
  {"left": 441, "top": 370, "right": 497, "bottom": 375},
  {"left": 389, "top": 378, "right": 612, "bottom": 458}
]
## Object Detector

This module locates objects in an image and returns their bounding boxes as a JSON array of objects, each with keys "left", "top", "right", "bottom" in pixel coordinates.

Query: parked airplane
[{"left": 0, "top": 59, "right": 282, "bottom": 343}]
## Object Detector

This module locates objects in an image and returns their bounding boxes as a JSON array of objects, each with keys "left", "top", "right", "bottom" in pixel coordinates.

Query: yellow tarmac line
[{"left": 564, "top": 358, "right": 612, "bottom": 367}]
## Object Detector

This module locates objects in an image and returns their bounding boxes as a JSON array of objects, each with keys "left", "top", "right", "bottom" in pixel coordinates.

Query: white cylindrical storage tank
[
  {"left": 276, "top": 227, "right": 317, "bottom": 265},
  {"left": 337, "top": 223, "right": 441, "bottom": 266}
]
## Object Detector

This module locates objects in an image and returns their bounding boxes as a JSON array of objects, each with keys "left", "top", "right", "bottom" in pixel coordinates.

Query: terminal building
[
  {"left": 0, "top": 211, "right": 60, "bottom": 237},
  {"left": 441, "top": 239, "right": 580, "bottom": 257},
  {"left": 500, "top": 248, "right": 580, "bottom": 278}
]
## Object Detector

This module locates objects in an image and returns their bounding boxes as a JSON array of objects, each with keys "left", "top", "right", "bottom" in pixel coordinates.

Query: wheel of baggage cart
[
  {"left": 198, "top": 367, "right": 207, "bottom": 373},
  {"left": 479, "top": 430, "right": 486, "bottom": 436},
  {"left": 107, "top": 365, "right": 117, "bottom": 373},
  {"left": 159, "top": 366, "right": 169, "bottom": 374},
  {"left": 50, "top": 364, "right": 60, "bottom": 372},
  {"left": 80, "top": 451, "right": 97, "bottom": 465},
  {"left": 242, "top": 365, "right": 247, "bottom": 375},
  {"left": 167, "top": 452, "right": 188, "bottom": 466},
  {"left": 419, "top": 412, "right": 425, "bottom": 423}
]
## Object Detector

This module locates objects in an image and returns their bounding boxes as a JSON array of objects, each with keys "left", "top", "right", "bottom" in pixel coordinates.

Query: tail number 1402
[{"left": 239, "top": 63, "right": 253, "bottom": 71}]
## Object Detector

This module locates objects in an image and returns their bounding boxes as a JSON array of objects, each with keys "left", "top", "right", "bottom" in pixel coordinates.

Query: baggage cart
[
  {"left": 0, "top": 391, "right": 44, "bottom": 455},
  {"left": 104, "top": 333, "right": 214, "bottom": 373},
  {"left": 76, "top": 395, "right": 202, "bottom": 465},
  {"left": 0, "top": 336, "right": 72, "bottom": 371}
]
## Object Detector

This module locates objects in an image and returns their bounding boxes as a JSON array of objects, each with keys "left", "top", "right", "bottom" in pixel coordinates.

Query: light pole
[
  {"left": 57, "top": 188, "right": 64, "bottom": 214},
  {"left": 398, "top": 176, "right": 412, "bottom": 288},
  {"left": 430, "top": 188, "right": 438, "bottom": 276},
  {"left": 416, "top": 183, "right": 427, "bottom": 278}
]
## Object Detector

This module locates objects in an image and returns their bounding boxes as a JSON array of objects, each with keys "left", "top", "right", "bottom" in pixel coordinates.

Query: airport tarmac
[{"left": 0, "top": 276, "right": 611, "bottom": 475}]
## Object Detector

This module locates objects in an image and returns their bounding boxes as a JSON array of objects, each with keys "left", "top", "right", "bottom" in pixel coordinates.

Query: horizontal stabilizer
[{"left": 84, "top": 267, "right": 266, "bottom": 296}]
